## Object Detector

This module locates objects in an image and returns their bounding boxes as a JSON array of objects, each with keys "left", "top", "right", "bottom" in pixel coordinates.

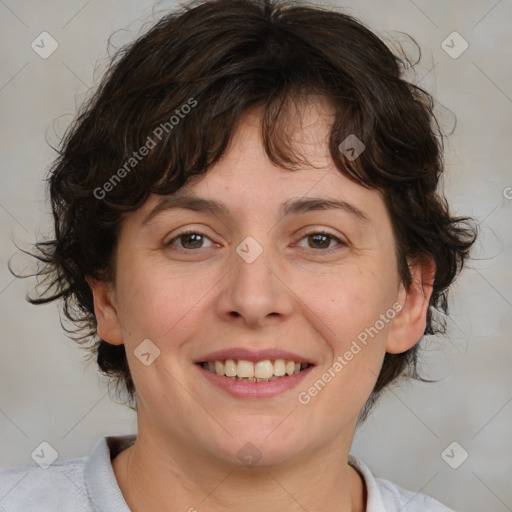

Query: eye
[
  {"left": 295, "top": 231, "right": 346, "bottom": 252},
  {"left": 164, "top": 229, "right": 346, "bottom": 253},
  {"left": 165, "top": 229, "right": 215, "bottom": 251}
]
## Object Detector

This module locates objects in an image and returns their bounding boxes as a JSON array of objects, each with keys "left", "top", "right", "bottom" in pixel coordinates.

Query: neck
[{"left": 112, "top": 426, "right": 366, "bottom": 512}]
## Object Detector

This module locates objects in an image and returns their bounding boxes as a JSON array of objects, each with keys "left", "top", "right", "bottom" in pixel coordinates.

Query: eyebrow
[{"left": 141, "top": 193, "right": 369, "bottom": 226}]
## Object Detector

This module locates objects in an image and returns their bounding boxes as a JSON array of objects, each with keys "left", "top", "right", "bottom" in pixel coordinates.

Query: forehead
[
  {"left": 145, "top": 102, "right": 386, "bottom": 222},
  {"left": 138, "top": 99, "right": 389, "bottom": 226}
]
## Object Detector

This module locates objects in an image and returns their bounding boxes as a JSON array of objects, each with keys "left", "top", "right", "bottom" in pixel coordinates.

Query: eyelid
[{"left": 296, "top": 226, "right": 346, "bottom": 241}]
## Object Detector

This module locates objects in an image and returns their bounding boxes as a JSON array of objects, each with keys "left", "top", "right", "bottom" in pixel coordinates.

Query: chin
[{"left": 211, "top": 428, "right": 309, "bottom": 469}]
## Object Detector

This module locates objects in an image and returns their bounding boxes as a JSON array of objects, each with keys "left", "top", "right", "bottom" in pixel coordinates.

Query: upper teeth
[{"left": 203, "top": 359, "right": 308, "bottom": 379}]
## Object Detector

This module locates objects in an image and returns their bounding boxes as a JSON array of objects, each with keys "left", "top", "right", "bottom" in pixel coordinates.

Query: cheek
[
  {"left": 114, "top": 256, "right": 209, "bottom": 342},
  {"left": 298, "top": 263, "right": 396, "bottom": 345},
  {"left": 294, "top": 270, "right": 394, "bottom": 416}
]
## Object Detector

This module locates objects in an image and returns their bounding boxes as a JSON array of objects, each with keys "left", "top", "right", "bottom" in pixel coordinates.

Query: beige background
[{"left": 0, "top": 1, "right": 511, "bottom": 510}]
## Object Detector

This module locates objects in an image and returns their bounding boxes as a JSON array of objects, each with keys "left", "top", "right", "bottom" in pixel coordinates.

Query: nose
[{"left": 215, "top": 235, "right": 294, "bottom": 329}]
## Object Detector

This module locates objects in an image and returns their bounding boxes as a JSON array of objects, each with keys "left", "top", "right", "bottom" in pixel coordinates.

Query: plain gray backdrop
[{"left": 1, "top": 1, "right": 511, "bottom": 511}]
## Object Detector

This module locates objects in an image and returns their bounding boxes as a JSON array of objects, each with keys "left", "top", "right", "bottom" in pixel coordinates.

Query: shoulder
[
  {"left": 374, "top": 476, "right": 455, "bottom": 511},
  {"left": 348, "top": 455, "right": 455, "bottom": 512},
  {"left": 0, "top": 435, "right": 134, "bottom": 512},
  {"left": 0, "top": 457, "right": 90, "bottom": 512}
]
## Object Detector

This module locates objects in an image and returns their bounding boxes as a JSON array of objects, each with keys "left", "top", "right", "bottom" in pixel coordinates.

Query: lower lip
[{"left": 195, "top": 364, "right": 314, "bottom": 398}]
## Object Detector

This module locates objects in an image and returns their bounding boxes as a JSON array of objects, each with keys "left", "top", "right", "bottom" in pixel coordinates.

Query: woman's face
[{"left": 92, "top": 99, "right": 426, "bottom": 467}]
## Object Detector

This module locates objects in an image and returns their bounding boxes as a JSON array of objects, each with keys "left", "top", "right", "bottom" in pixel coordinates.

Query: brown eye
[
  {"left": 296, "top": 231, "right": 345, "bottom": 252},
  {"left": 165, "top": 230, "right": 214, "bottom": 250},
  {"left": 308, "top": 233, "right": 331, "bottom": 249}
]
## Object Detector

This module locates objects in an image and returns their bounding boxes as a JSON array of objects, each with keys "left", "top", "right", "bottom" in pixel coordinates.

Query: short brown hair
[{"left": 26, "top": 0, "right": 477, "bottom": 421}]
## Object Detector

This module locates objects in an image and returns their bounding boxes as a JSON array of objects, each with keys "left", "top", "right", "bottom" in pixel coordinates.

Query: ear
[
  {"left": 386, "top": 257, "right": 436, "bottom": 354},
  {"left": 86, "top": 276, "right": 124, "bottom": 346}
]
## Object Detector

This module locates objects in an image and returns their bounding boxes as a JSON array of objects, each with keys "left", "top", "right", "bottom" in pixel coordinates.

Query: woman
[{"left": 0, "top": 0, "right": 476, "bottom": 510}]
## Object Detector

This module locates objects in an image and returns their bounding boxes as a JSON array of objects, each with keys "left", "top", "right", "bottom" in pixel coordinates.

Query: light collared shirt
[{"left": 0, "top": 435, "right": 455, "bottom": 511}]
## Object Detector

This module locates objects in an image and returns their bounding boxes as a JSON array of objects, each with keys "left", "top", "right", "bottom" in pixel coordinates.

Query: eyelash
[{"left": 165, "top": 229, "right": 346, "bottom": 254}]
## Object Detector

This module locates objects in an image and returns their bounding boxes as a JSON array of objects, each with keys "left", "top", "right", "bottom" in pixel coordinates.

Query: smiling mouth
[{"left": 198, "top": 359, "right": 312, "bottom": 382}]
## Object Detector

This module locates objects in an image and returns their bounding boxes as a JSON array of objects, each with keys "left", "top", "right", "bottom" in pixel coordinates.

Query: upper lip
[{"left": 194, "top": 348, "right": 315, "bottom": 365}]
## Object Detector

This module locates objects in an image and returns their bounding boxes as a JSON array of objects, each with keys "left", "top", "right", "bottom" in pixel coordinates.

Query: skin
[{"left": 88, "top": 97, "right": 434, "bottom": 512}]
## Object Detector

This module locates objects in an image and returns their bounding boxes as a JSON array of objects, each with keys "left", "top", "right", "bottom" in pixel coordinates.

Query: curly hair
[{"left": 25, "top": 0, "right": 477, "bottom": 421}]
